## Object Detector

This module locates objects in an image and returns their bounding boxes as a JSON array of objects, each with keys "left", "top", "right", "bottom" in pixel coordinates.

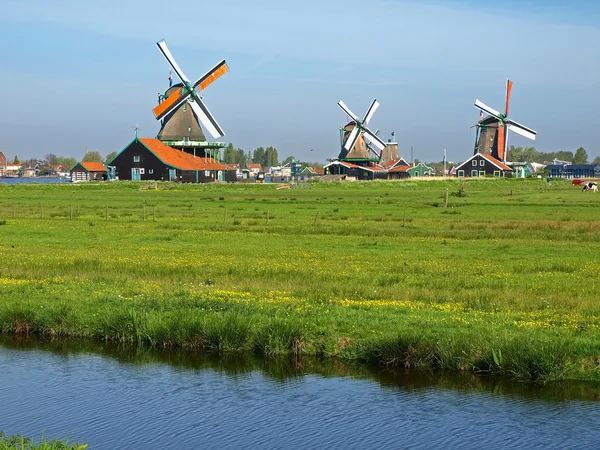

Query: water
[
  {"left": 0, "top": 177, "right": 69, "bottom": 184},
  {"left": 0, "top": 338, "right": 598, "bottom": 449}
]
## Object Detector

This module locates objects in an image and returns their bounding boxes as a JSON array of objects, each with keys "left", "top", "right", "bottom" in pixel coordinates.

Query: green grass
[
  {"left": 1, "top": 178, "right": 600, "bottom": 382},
  {"left": 0, "top": 432, "right": 86, "bottom": 450}
]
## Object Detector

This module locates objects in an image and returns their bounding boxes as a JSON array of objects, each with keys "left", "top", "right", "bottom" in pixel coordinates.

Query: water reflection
[{"left": 2, "top": 335, "right": 599, "bottom": 403}]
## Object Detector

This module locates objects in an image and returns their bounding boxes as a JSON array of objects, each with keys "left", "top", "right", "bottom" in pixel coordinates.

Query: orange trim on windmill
[
  {"left": 152, "top": 87, "right": 187, "bottom": 119},
  {"left": 199, "top": 63, "right": 229, "bottom": 91},
  {"left": 505, "top": 79, "right": 513, "bottom": 116}
]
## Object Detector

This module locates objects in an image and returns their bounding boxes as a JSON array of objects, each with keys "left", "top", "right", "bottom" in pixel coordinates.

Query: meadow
[{"left": 1, "top": 178, "right": 600, "bottom": 382}]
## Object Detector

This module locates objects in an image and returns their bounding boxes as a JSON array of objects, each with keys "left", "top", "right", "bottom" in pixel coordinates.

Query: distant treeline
[
  {"left": 507, "top": 146, "right": 596, "bottom": 165},
  {"left": 222, "top": 143, "right": 322, "bottom": 169}
]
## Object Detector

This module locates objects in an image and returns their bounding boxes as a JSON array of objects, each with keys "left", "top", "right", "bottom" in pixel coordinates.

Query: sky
[{"left": 1, "top": 0, "right": 599, "bottom": 164}]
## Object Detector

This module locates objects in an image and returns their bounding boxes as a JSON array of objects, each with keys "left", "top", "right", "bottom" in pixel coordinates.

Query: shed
[{"left": 70, "top": 161, "right": 107, "bottom": 182}]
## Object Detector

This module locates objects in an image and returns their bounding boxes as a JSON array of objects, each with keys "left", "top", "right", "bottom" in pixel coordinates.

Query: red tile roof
[
  {"left": 388, "top": 165, "right": 410, "bottom": 173},
  {"left": 139, "top": 138, "right": 227, "bottom": 171},
  {"left": 480, "top": 154, "right": 513, "bottom": 171},
  {"left": 246, "top": 163, "right": 262, "bottom": 171},
  {"left": 80, "top": 162, "right": 106, "bottom": 172}
]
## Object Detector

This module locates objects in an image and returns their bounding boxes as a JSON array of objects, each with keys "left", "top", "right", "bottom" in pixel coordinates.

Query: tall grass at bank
[
  {"left": 0, "top": 432, "right": 86, "bottom": 450},
  {"left": 1, "top": 179, "right": 600, "bottom": 381}
]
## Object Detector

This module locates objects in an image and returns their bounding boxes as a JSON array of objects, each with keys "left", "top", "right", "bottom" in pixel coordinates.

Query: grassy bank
[
  {"left": 0, "top": 432, "right": 86, "bottom": 449},
  {"left": 1, "top": 178, "right": 600, "bottom": 382}
]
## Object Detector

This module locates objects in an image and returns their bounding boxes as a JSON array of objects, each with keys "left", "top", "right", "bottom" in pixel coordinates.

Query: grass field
[{"left": 1, "top": 178, "right": 600, "bottom": 382}]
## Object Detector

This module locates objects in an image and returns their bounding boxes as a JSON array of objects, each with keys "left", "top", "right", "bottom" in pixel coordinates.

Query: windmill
[
  {"left": 474, "top": 79, "right": 536, "bottom": 163},
  {"left": 153, "top": 39, "right": 229, "bottom": 140},
  {"left": 337, "top": 99, "right": 387, "bottom": 160}
]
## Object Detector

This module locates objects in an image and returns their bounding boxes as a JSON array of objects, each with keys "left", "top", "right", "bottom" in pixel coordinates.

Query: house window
[
  {"left": 494, "top": 170, "right": 501, "bottom": 177},
  {"left": 183, "top": 136, "right": 190, "bottom": 143},
  {"left": 480, "top": 160, "right": 485, "bottom": 166},
  {"left": 472, "top": 160, "right": 477, "bottom": 167},
  {"left": 479, "top": 170, "right": 485, "bottom": 177},
  {"left": 149, "top": 169, "right": 154, "bottom": 174},
  {"left": 188, "top": 127, "right": 192, "bottom": 132},
  {"left": 458, "top": 170, "right": 464, "bottom": 177},
  {"left": 204, "top": 170, "right": 210, "bottom": 177},
  {"left": 133, "top": 155, "right": 140, "bottom": 162},
  {"left": 471, "top": 170, "right": 478, "bottom": 177}
]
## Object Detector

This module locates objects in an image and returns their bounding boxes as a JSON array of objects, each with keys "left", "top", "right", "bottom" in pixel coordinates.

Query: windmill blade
[
  {"left": 496, "top": 125, "right": 506, "bottom": 162},
  {"left": 507, "top": 120, "right": 537, "bottom": 141},
  {"left": 363, "top": 128, "right": 386, "bottom": 151},
  {"left": 156, "top": 40, "right": 190, "bottom": 84},
  {"left": 152, "top": 87, "right": 191, "bottom": 121},
  {"left": 343, "top": 126, "right": 361, "bottom": 152},
  {"left": 193, "top": 59, "right": 229, "bottom": 92},
  {"left": 475, "top": 99, "right": 503, "bottom": 120},
  {"left": 362, "top": 99, "right": 380, "bottom": 125},
  {"left": 505, "top": 79, "right": 513, "bottom": 116},
  {"left": 188, "top": 96, "right": 225, "bottom": 139},
  {"left": 338, "top": 100, "right": 360, "bottom": 123}
]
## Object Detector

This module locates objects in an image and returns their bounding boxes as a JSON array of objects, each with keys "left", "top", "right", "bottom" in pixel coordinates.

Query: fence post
[
  {"left": 313, "top": 210, "right": 319, "bottom": 226},
  {"left": 444, "top": 189, "right": 449, "bottom": 208},
  {"left": 143, "top": 205, "right": 146, "bottom": 221},
  {"left": 106, "top": 205, "right": 108, "bottom": 220},
  {"left": 153, "top": 205, "right": 156, "bottom": 221},
  {"left": 70, "top": 205, "right": 73, "bottom": 219},
  {"left": 223, "top": 208, "right": 227, "bottom": 225},
  {"left": 266, "top": 209, "right": 269, "bottom": 225}
]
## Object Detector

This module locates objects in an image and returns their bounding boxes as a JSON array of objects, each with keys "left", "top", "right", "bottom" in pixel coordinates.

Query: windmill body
[{"left": 473, "top": 79, "right": 536, "bottom": 163}]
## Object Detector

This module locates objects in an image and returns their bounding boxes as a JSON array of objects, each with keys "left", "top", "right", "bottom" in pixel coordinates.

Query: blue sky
[{"left": 1, "top": 0, "right": 599, "bottom": 163}]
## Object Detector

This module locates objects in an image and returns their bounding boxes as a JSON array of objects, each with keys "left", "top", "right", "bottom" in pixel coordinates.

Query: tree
[
  {"left": 282, "top": 155, "right": 295, "bottom": 165},
  {"left": 44, "top": 153, "right": 59, "bottom": 166},
  {"left": 223, "top": 143, "right": 236, "bottom": 164},
  {"left": 12, "top": 155, "right": 20, "bottom": 164},
  {"left": 105, "top": 152, "right": 118, "bottom": 163},
  {"left": 82, "top": 151, "right": 103, "bottom": 163},
  {"left": 573, "top": 147, "right": 588, "bottom": 164},
  {"left": 264, "top": 146, "right": 279, "bottom": 168},
  {"left": 252, "top": 147, "right": 265, "bottom": 165},
  {"left": 593, "top": 156, "right": 600, "bottom": 165}
]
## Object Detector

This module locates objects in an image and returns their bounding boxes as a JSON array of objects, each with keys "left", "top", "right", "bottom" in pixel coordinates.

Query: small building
[
  {"left": 108, "top": 137, "right": 226, "bottom": 182},
  {"left": 301, "top": 166, "right": 324, "bottom": 178},
  {"left": 323, "top": 160, "right": 387, "bottom": 180},
  {"left": 407, "top": 162, "right": 434, "bottom": 177},
  {"left": 455, "top": 153, "right": 513, "bottom": 178},
  {"left": 246, "top": 163, "right": 262, "bottom": 177},
  {"left": 0, "top": 152, "right": 6, "bottom": 177},
  {"left": 545, "top": 163, "right": 600, "bottom": 179},
  {"left": 70, "top": 161, "right": 107, "bottom": 182},
  {"left": 387, "top": 165, "right": 411, "bottom": 179}
]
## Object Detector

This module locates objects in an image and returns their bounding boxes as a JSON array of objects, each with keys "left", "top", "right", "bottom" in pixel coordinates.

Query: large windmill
[
  {"left": 474, "top": 79, "right": 536, "bottom": 163},
  {"left": 153, "top": 39, "right": 229, "bottom": 147},
  {"left": 337, "top": 99, "right": 387, "bottom": 161}
]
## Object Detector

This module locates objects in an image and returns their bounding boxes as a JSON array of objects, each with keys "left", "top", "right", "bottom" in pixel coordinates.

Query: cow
[{"left": 582, "top": 182, "right": 598, "bottom": 192}]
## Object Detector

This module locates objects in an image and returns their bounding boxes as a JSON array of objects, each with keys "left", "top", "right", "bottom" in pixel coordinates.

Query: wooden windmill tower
[
  {"left": 473, "top": 79, "right": 537, "bottom": 163},
  {"left": 153, "top": 40, "right": 229, "bottom": 159}
]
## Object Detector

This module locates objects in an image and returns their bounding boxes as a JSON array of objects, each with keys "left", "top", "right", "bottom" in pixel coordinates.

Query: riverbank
[
  {"left": 1, "top": 179, "right": 600, "bottom": 382},
  {"left": 0, "top": 431, "right": 86, "bottom": 449}
]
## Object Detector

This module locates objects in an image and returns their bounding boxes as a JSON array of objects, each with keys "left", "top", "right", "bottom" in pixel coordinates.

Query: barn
[
  {"left": 108, "top": 137, "right": 227, "bottom": 182},
  {"left": 69, "top": 161, "right": 107, "bottom": 182},
  {"left": 455, "top": 153, "right": 513, "bottom": 178}
]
